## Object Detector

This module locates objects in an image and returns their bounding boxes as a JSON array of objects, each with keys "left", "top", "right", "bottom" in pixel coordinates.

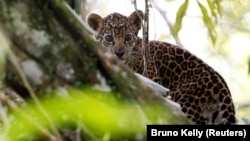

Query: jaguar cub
[{"left": 87, "top": 10, "right": 236, "bottom": 124}]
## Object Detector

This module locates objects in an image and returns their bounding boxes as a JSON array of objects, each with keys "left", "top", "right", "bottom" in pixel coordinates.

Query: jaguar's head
[{"left": 87, "top": 10, "right": 143, "bottom": 61}]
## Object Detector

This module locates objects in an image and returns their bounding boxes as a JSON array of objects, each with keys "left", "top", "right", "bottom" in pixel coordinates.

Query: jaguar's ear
[
  {"left": 128, "top": 10, "right": 143, "bottom": 34},
  {"left": 87, "top": 13, "right": 103, "bottom": 32}
]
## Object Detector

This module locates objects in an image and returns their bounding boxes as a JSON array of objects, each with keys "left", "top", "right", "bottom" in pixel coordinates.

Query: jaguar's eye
[
  {"left": 104, "top": 35, "right": 113, "bottom": 42},
  {"left": 125, "top": 34, "right": 132, "bottom": 41}
]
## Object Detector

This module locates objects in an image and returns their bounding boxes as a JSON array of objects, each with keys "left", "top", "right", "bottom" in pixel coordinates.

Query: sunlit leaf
[
  {"left": 207, "top": 0, "right": 217, "bottom": 19},
  {"left": 197, "top": 1, "right": 217, "bottom": 45},
  {"left": 172, "top": 0, "right": 189, "bottom": 38},
  {"left": 6, "top": 87, "right": 172, "bottom": 140},
  {"left": 215, "top": 0, "right": 222, "bottom": 15}
]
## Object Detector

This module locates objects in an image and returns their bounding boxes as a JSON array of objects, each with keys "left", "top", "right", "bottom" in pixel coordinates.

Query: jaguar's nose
[{"left": 115, "top": 50, "right": 125, "bottom": 58}]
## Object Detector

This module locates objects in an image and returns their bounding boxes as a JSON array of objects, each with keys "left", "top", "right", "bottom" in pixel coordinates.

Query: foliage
[
  {"left": 172, "top": 0, "right": 220, "bottom": 45},
  {"left": 1, "top": 87, "right": 171, "bottom": 140},
  {"left": 172, "top": 0, "right": 189, "bottom": 39},
  {"left": 197, "top": 0, "right": 216, "bottom": 45}
]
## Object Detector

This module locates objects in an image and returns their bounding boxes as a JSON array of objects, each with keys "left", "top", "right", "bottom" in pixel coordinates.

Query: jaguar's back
[{"left": 87, "top": 10, "right": 237, "bottom": 124}]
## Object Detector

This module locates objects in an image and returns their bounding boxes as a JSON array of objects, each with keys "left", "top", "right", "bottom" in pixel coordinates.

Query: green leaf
[
  {"left": 197, "top": 1, "right": 217, "bottom": 45},
  {"left": 207, "top": 0, "right": 217, "bottom": 19},
  {"left": 172, "top": 0, "right": 189, "bottom": 38},
  {"left": 215, "top": 0, "right": 222, "bottom": 15},
  {"left": 7, "top": 87, "right": 172, "bottom": 140}
]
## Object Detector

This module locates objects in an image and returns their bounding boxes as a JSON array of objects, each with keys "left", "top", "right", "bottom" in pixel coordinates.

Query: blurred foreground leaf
[{"left": 7, "top": 87, "right": 171, "bottom": 140}]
